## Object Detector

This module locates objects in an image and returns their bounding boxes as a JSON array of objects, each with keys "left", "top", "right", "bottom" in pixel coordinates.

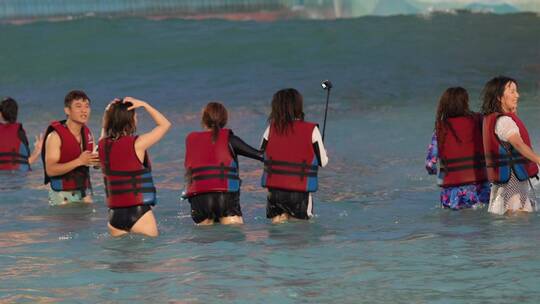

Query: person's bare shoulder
[
  {"left": 45, "top": 131, "right": 61, "bottom": 152},
  {"left": 45, "top": 130, "right": 59, "bottom": 142}
]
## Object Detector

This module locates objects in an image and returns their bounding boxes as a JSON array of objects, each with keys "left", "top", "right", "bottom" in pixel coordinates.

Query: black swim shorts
[
  {"left": 188, "top": 192, "right": 242, "bottom": 224},
  {"left": 109, "top": 205, "right": 152, "bottom": 231},
  {"left": 266, "top": 189, "right": 312, "bottom": 220}
]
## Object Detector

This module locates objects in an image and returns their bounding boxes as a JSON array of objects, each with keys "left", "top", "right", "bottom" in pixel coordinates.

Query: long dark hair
[
  {"left": 435, "top": 87, "right": 472, "bottom": 150},
  {"left": 201, "top": 102, "right": 228, "bottom": 143},
  {"left": 481, "top": 76, "right": 518, "bottom": 115},
  {"left": 0, "top": 97, "right": 18, "bottom": 123},
  {"left": 268, "top": 88, "right": 304, "bottom": 135},
  {"left": 103, "top": 100, "right": 136, "bottom": 139}
]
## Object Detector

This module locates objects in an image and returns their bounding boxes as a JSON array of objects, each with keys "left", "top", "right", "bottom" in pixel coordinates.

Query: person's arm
[
  {"left": 18, "top": 126, "right": 43, "bottom": 165},
  {"left": 507, "top": 133, "right": 540, "bottom": 164},
  {"left": 260, "top": 126, "right": 270, "bottom": 152},
  {"left": 425, "top": 132, "right": 438, "bottom": 175},
  {"left": 312, "top": 126, "right": 328, "bottom": 167},
  {"left": 496, "top": 116, "right": 540, "bottom": 164},
  {"left": 127, "top": 97, "right": 171, "bottom": 160},
  {"left": 229, "top": 132, "right": 264, "bottom": 161},
  {"left": 28, "top": 133, "right": 44, "bottom": 164},
  {"left": 44, "top": 131, "right": 98, "bottom": 176}
]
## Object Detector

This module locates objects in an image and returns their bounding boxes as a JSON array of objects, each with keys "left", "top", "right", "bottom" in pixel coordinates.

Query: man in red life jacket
[{"left": 42, "top": 90, "right": 99, "bottom": 205}]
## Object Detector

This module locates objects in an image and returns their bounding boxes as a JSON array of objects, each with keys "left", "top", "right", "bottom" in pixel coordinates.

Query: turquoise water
[{"left": 1, "top": 13, "right": 540, "bottom": 303}]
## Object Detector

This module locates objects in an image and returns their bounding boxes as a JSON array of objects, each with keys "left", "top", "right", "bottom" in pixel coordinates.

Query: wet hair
[
  {"left": 201, "top": 102, "right": 228, "bottom": 143},
  {"left": 435, "top": 87, "right": 472, "bottom": 150},
  {"left": 0, "top": 97, "right": 18, "bottom": 123},
  {"left": 103, "top": 100, "right": 136, "bottom": 139},
  {"left": 64, "top": 90, "right": 90, "bottom": 108},
  {"left": 268, "top": 88, "right": 304, "bottom": 135},
  {"left": 481, "top": 76, "right": 518, "bottom": 115}
]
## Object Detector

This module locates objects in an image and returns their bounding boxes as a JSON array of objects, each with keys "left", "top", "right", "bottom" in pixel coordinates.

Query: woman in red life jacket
[
  {"left": 0, "top": 97, "right": 43, "bottom": 172},
  {"left": 481, "top": 76, "right": 540, "bottom": 215},
  {"left": 184, "top": 102, "right": 263, "bottom": 225},
  {"left": 425, "top": 87, "right": 490, "bottom": 209},
  {"left": 99, "top": 97, "right": 171, "bottom": 237},
  {"left": 260, "top": 88, "right": 328, "bottom": 223}
]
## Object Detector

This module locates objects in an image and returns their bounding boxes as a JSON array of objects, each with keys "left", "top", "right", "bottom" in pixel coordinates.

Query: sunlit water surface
[{"left": 1, "top": 13, "right": 540, "bottom": 303}]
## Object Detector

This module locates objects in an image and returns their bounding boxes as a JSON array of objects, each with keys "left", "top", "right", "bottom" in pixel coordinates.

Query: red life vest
[
  {"left": 0, "top": 122, "right": 30, "bottom": 172},
  {"left": 438, "top": 114, "right": 487, "bottom": 187},
  {"left": 42, "top": 120, "right": 94, "bottom": 193},
  {"left": 483, "top": 112, "right": 539, "bottom": 183},
  {"left": 184, "top": 128, "right": 240, "bottom": 197},
  {"left": 261, "top": 121, "right": 319, "bottom": 192},
  {"left": 99, "top": 136, "right": 156, "bottom": 208}
]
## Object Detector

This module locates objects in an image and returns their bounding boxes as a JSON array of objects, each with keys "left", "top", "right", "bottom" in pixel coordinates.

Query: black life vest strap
[
  {"left": 442, "top": 154, "right": 485, "bottom": 165},
  {"left": 190, "top": 165, "right": 238, "bottom": 174},
  {"left": 486, "top": 158, "right": 529, "bottom": 168},
  {"left": 264, "top": 159, "right": 318, "bottom": 171},
  {"left": 264, "top": 158, "right": 317, "bottom": 181},
  {"left": 103, "top": 177, "right": 110, "bottom": 197},
  {"left": 109, "top": 176, "right": 153, "bottom": 196},
  {"left": 105, "top": 168, "right": 151, "bottom": 176},
  {"left": 108, "top": 177, "right": 154, "bottom": 186},
  {"left": 485, "top": 153, "right": 522, "bottom": 161},
  {"left": 109, "top": 187, "right": 156, "bottom": 195},
  {"left": 0, "top": 160, "right": 29, "bottom": 164},
  {"left": 187, "top": 163, "right": 239, "bottom": 183},
  {"left": 105, "top": 171, "right": 154, "bottom": 197},
  {"left": 0, "top": 151, "right": 29, "bottom": 165},
  {"left": 192, "top": 173, "right": 240, "bottom": 181},
  {"left": 441, "top": 163, "right": 487, "bottom": 173},
  {"left": 263, "top": 167, "right": 318, "bottom": 177},
  {"left": 0, "top": 151, "right": 29, "bottom": 158},
  {"left": 440, "top": 153, "right": 486, "bottom": 172}
]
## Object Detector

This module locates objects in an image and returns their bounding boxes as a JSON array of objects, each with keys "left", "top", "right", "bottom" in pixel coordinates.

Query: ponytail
[
  {"left": 211, "top": 124, "right": 220, "bottom": 143},
  {"left": 201, "top": 102, "right": 228, "bottom": 143}
]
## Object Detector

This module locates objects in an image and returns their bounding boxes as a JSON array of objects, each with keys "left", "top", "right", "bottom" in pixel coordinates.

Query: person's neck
[
  {"left": 65, "top": 119, "right": 83, "bottom": 136},
  {"left": 502, "top": 108, "right": 516, "bottom": 114}
]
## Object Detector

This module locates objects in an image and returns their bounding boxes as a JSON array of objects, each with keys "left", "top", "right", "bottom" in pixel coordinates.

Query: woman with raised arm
[
  {"left": 99, "top": 97, "right": 171, "bottom": 237},
  {"left": 0, "top": 97, "right": 43, "bottom": 172},
  {"left": 183, "top": 102, "right": 263, "bottom": 225},
  {"left": 481, "top": 76, "right": 540, "bottom": 215},
  {"left": 425, "top": 87, "right": 490, "bottom": 210}
]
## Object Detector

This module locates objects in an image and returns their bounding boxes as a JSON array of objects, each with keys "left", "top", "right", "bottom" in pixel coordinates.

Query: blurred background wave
[{"left": 1, "top": 0, "right": 540, "bottom": 22}]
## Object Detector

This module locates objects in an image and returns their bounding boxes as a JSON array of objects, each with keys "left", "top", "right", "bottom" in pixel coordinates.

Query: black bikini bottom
[{"left": 109, "top": 205, "right": 152, "bottom": 231}]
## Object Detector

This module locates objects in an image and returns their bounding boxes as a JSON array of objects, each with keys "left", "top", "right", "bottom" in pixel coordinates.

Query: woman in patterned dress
[{"left": 426, "top": 87, "right": 490, "bottom": 210}]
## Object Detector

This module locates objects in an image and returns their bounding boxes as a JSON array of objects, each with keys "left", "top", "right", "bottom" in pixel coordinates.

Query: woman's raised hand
[{"left": 123, "top": 97, "right": 147, "bottom": 111}]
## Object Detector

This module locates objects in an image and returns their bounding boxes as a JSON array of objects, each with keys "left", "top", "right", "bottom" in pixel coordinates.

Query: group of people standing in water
[
  {"left": 0, "top": 88, "right": 328, "bottom": 237},
  {"left": 2, "top": 75, "right": 538, "bottom": 237},
  {"left": 426, "top": 76, "right": 540, "bottom": 215}
]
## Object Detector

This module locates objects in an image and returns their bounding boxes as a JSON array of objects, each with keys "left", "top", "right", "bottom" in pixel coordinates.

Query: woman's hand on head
[
  {"left": 105, "top": 98, "right": 121, "bottom": 112},
  {"left": 123, "top": 97, "right": 147, "bottom": 111}
]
